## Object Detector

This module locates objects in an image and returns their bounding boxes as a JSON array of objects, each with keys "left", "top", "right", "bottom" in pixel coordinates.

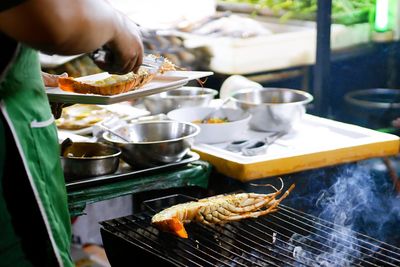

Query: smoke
[
  {"left": 315, "top": 162, "right": 400, "bottom": 243},
  {"left": 288, "top": 159, "right": 400, "bottom": 266}
]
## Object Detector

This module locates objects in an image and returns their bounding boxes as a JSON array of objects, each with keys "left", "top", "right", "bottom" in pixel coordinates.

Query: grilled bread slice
[{"left": 58, "top": 68, "right": 155, "bottom": 95}]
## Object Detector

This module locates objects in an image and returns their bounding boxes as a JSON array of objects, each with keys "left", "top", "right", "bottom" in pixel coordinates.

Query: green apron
[{"left": 0, "top": 45, "right": 73, "bottom": 267}]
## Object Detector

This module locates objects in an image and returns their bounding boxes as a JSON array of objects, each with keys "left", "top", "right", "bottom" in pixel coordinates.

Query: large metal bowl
[
  {"left": 61, "top": 142, "right": 121, "bottom": 180},
  {"left": 143, "top": 86, "right": 218, "bottom": 114},
  {"left": 230, "top": 88, "right": 313, "bottom": 132},
  {"left": 102, "top": 120, "right": 200, "bottom": 168}
]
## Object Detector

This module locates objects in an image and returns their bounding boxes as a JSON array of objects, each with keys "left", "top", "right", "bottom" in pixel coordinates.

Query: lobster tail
[{"left": 153, "top": 217, "right": 188, "bottom": 238}]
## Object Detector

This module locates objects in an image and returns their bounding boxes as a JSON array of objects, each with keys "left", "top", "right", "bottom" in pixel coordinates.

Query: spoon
[
  {"left": 201, "top": 97, "right": 231, "bottom": 123},
  {"left": 99, "top": 124, "right": 131, "bottom": 143}
]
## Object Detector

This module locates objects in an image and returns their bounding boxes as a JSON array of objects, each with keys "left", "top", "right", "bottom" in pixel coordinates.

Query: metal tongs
[
  {"left": 226, "top": 132, "right": 286, "bottom": 156},
  {"left": 142, "top": 55, "right": 165, "bottom": 73},
  {"left": 90, "top": 46, "right": 165, "bottom": 74}
]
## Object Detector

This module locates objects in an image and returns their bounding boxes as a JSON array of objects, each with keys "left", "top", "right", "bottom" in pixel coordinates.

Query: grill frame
[{"left": 100, "top": 194, "right": 400, "bottom": 267}]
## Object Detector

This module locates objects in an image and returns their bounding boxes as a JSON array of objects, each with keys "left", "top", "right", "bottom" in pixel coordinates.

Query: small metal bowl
[
  {"left": 102, "top": 120, "right": 200, "bottom": 168},
  {"left": 143, "top": 86, "right": 218, "bottom": 114},
  {"left": 61, "top": 142, "right": 121, "bottom": 180},
  {"left": 231, "top": 88, "right": 313, "bottom": 132}
]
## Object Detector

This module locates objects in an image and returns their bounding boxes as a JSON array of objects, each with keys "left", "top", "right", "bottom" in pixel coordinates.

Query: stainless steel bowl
[
  {"left": 230, "top": 88, "right": 313, "bottom": 132},
  {"left": 143, "top": 86, "right": 218, "bottom": 114},
  {"left": 102, "top": 120, "right": 200, "bottom": 168},
  {"left": 61, "top": 142, "right": 121, "bottom": 180}
]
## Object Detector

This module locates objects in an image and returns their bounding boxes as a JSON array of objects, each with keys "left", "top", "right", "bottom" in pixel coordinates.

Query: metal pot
[
  {"left": 230, "top": 87, "right": 313, "bottom": 132},
  {"left": 344, "top": 88, "right": 400, "bottom": 129},
  {"left": 61, "top": 142, "right": 121, "bottom": 180},
  {"left": 102, "top": 120, "right": 200, "bottom": 168},
  {"left": 143, "top": 86, "right": 218, "bottom": 114}
]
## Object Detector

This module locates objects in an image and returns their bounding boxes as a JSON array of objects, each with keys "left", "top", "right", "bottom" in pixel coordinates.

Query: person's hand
[
  {"left": 41, "top": 71, "right": 70, "bottom": 119},
  {"left": 392, "top": 118, "right": 400, "bottom": 128},
  {"left": 92, "top": 14, "right": 144, "bottom": 75}
]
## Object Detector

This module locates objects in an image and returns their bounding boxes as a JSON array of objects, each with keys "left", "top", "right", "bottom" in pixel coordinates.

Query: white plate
[
  {"left": 57, "top": 130, "right": 92, "bottom": 143},
  {"left": 46, "top": 71, "right": 213, "bottom": 105},
  {"left": 56, "top": 103, "right": 151, "bottom": 135}
]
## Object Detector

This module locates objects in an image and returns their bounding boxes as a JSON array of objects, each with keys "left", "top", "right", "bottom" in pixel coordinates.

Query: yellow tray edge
[{"left": 194, "top": 139, "right": 400, "bottom": 182}]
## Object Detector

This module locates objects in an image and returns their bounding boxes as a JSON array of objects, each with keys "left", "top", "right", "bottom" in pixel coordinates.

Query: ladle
[
  {"left": 99, "top": 124, "right": 131, "bottom": 143},
  {"left": 60, "top": 138, "right": 73, "bottom": 156}
]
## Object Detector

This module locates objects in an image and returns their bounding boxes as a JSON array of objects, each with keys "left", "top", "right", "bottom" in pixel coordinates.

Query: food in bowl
[
  {"left": 168, "top": 107, "right": 251, "bottom": 144},
  {"left": 61, "top": 141, "right": 121, "bottom": 179},
  {"left": 230, "top": 88, "right": 313, "bottom": 132},
  {"left": 143, "top": 86, "right": 218, "bottom": 114},
  {"left": 192, "top": 117, "right": 229, "bottom": 124},
  {"left": 102, "top": 120, "right": 199, "bottom": 168}
]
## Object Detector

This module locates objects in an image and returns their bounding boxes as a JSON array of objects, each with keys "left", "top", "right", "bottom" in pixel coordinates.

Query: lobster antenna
[{"left": 249, "top": 177, "right": 284, "bottom": 193}]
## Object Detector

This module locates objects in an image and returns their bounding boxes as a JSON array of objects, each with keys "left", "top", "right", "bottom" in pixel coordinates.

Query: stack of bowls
[
  {"left": 102, "top": 120, "right": 199, "bottom": 168},
  {"left": 143, "top": 86, "right": 218, "bottom": 114}
]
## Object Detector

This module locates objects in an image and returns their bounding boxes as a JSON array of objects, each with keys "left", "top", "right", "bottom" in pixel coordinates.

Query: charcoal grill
[{"left": 100, "top": 194, "right": 400, "bottom": 266}]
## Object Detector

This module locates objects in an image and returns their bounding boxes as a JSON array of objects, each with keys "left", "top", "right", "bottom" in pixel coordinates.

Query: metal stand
[{"left": 313, "top": 0, "right": 332, "bottom": 117}]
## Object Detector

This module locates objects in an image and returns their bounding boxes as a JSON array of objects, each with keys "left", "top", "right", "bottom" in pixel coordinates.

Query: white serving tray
[
  {"left": 181, "top": 15, "right": 370, "bottom": 74},
  {"left": 193, "top": 114, "right": 400, "bottom": 181},
  {"left": 46, "top": 71, "right": 213, "bottom": 105}
]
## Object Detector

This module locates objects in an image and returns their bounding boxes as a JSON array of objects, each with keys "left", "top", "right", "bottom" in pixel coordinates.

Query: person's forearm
[{"left": 0, "top": 0, "right": 125, "bottom": 55}]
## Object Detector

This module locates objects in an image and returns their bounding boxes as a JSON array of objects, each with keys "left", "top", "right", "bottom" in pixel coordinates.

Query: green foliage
[{"left": 219, "top": 0, "right": 376, "bottom": 24}]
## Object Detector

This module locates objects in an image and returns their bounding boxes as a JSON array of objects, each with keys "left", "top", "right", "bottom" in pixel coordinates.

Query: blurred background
[{"left": 42, "top": 0, "right": 400, "bottom": 132}]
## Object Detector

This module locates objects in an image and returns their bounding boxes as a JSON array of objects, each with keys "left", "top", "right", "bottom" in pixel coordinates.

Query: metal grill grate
[{"left": 100, "top": 194, "right": 400, "bottom": 267}]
